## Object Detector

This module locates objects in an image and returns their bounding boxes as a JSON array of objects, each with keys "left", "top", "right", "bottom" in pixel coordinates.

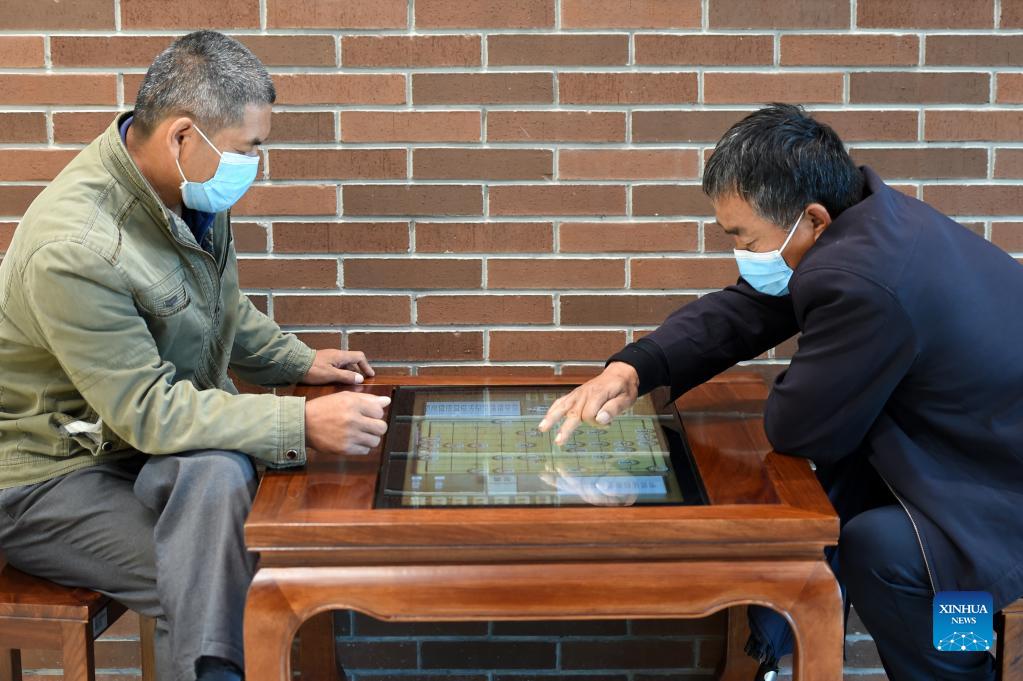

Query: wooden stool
[
  {"left": 0, "top": 553, "right": 156, "bottom": 681},
  {"left": 998, "top": 597, "right": 1023, "bottom": 681}
]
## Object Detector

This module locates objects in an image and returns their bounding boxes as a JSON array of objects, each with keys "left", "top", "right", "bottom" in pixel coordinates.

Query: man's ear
[
  {"left": 806, "top": 202, "right": 833, "bottom": 242},
  {"left": 164, "top": 116, "right": 195, "bottom": 159}
]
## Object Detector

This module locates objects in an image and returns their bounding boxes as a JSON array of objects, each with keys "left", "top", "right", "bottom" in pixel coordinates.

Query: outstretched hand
[{"left": 538, "top": 362, "right": 640, "bottom": 445}]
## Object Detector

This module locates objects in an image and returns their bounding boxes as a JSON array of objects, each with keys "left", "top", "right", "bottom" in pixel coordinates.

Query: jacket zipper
[
  {"left": 881, "top": 476, "right": 937, "bottom": 594},
  {"left": 165, "top": 215, "right": 224, "bottom": 389},
  {"left": 168, "top": 217, "right": 222, "bottom": 310}
]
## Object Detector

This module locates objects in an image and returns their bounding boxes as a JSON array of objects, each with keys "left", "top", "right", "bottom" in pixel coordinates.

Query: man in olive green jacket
[{"left": 0, "top": 31, "right": 389, "bottom": 681}]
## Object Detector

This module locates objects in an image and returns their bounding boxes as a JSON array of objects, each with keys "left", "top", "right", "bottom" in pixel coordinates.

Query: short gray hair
[
  {"left": 133, "top": 30, "right": 275, "bottom": 138},
  {"left": 703, "top": 104, "right": 863, "bottom": 226}
]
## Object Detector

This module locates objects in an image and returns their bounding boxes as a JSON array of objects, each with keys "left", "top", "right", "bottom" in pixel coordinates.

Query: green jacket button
[{"left": 286, "top": 449, "right": 298, "bottom": 460}]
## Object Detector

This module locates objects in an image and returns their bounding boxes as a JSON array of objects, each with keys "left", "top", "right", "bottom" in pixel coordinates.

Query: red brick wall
[
  {"left": 2, "top": 1, "right": 1023, "bottom": 378},
  {"left": 3, "top": 0, "right": 1021, "bottom": 679}
]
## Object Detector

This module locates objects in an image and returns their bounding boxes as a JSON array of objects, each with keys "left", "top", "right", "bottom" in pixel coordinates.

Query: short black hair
[
  {"left": 133, "top": 31, "right": 275, "bottom": 138},
  {"left": 702, "top": 104, "right": 864, "bottom": 226}
]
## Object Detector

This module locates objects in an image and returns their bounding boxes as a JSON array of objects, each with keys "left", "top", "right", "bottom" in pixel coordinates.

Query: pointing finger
[
  {"left": 554, "top": 413, "right": 582, "bottom": 446},
  {"left": 539, "top": 393, "right": 576, "bottom": 432}
]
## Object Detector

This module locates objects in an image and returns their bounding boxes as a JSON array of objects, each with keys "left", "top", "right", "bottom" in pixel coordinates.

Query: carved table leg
[
  {"left": 718, "top": 605, "right": 760, "bottom": 681},
  {"left": 244, "top": 570, "right": 306, "bottom": 681},
  {"left": 786, "top": 561, "right": 845, "bottom": 681},
  {"left": 998, "top": 600, "right": 1023, "bottom": 681},
  {"left": 298, "top": 611, "right": 342, "bottom": 680},
  {"left": 245, "top": 560, "right": 842, "bottom": 681}
]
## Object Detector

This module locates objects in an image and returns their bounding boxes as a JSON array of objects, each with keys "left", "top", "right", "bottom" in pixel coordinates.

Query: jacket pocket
[
  {"left": 49, "top": 410, "right": 128, "bottom": 457},
  {"left": 134, "top": 266, "right": 190, "bottom": 318}
]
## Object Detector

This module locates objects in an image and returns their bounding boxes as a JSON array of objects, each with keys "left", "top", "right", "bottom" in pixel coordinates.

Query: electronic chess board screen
[{"left": 375, "top": 386, "right": 706, "bottom": 508}]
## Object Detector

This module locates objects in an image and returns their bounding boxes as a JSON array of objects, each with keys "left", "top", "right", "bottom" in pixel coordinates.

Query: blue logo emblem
[{"left": 933, "top": 591, "right": 993, "bottom": 652}]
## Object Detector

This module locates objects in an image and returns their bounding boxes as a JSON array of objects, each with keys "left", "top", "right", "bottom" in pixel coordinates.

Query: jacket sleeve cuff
[
  {"left": 267, "top": 395, "right": 307, "bottom": 469},
  {"left": 606, "top": 338, "right": 671, "bottom": 396},
  {"left": 290, "top": 342, "right": 317, "bottom": 383},
  {"left": 273, "top": 340, "right": 317, "bottom": 387}
]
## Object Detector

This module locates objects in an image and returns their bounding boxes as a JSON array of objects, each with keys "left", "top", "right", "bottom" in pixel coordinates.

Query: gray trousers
[{"left": 0, "top": 450, "right": 257, "bottom": 681}]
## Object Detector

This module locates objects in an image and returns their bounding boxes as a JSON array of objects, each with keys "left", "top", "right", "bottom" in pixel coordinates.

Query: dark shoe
[{"left": 754, "top": 660, "right": 780, "bottom": 681}]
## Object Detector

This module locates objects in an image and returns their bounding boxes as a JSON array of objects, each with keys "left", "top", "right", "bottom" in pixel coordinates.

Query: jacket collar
[
  {"left": 801, "top": 165, "right": 890, "bottom": 254},
  {"left": 98, "top": 112, "right": 176, "bottom": 230}
]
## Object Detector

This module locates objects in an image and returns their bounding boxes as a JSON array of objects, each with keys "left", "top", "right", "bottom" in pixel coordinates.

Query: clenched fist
[{"left": 305, "top": 390, "right": 390, "bottom": 456}]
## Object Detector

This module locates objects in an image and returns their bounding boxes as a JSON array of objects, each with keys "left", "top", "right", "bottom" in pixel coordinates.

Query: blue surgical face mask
[
  {"left": 733, "top": 210, "right": 804, "bottom": 296},
  {"left": 175, "top": 124, "right": 259, "bottom": 213}
]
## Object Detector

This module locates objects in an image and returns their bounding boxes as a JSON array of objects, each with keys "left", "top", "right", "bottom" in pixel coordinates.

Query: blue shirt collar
[{"left": 120, "top": 114, "right": 216, "bottom": 249}]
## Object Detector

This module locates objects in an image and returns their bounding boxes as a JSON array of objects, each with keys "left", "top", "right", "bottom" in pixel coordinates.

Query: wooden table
[{"left": 243, "top": 373, "right": 842, "bottom": 681}]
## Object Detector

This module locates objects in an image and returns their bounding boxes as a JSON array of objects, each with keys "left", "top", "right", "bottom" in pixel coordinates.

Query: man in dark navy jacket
[{"left": 540, "top": 104, "right": 1023, "bottom": 681}]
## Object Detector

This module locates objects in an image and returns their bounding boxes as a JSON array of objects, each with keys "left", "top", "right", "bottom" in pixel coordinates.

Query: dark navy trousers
[{"left": 747, "top": 455, "right": 996, "bottom": 681}]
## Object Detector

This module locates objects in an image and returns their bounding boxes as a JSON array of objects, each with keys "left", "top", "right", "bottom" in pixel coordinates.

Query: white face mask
[{"left": 732, "top": 210, "right": 804, "bottom": 296}]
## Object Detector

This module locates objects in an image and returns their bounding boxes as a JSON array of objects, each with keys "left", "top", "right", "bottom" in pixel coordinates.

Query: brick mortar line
[
  {"left": 338, "top": 633, "right": 722, "bottom": 641},
  {"left": 333, "top": 254, "right": 343, "bottom": 290},
  {"left": 328, "top": 666, "right": 717, "bottom": 674},
  {"left": 57, "top": 174, "right": 1017, "bottom": 184},
  {"left": 18, "top": 27, "right": 1023, "bottom": 34},
  {"left": 41, "top": 34, "right": 51, "bottom": 70},
  {"left": 20, "top": 28, "right": 1023, "bottom": 36},
  {"left": 0, "top": 145, "right": 1017, "bottom": 157},
  {"left": 314, "top": 359, "right": 790, "bottom": 365},
  {"left": 260, "top": 294, "right": 758, "bottom": 299},
  {"left": 254, "top": 281, "right": 731, "bottom": 287},
  {"left": 230, "top": 176, "right": 1023, "bottom": 182},
  {"left": 6, "top": 214, "right": 1023, "bottom": 223},
  {"left": 12, "top": 29, "right": 1023, "bottom": 37},
  {"left": 256, "top": 292, "right": 736, "bottom": 298},
  {"left": 228, "top": 216, "right": 1004, "bottom": 224},
  {"left": 6, "top": 104, "right": 1023, "bottom": 112},
  {"left": 341, "top": 670, "right": 720, "bottom": 676},
  {"left": 287, "top": 327, "right": 764, "bottom": 334},
  {"left": 43, "top": 109, "right": 53, "bottom": 146},
  {"left": 7, "top": 65, "right": 1023, "bottom": 74},
  {"left": 24, "top": 667, "right": 144, "bottom": 675},
  {"left": 257, "top": 141, "right": 1007, "bottom": 148}
]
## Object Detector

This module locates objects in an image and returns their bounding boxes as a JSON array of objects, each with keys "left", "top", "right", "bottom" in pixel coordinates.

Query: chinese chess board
[{"left": 377, "top": 387, "right": 694, "bottom": 507}]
